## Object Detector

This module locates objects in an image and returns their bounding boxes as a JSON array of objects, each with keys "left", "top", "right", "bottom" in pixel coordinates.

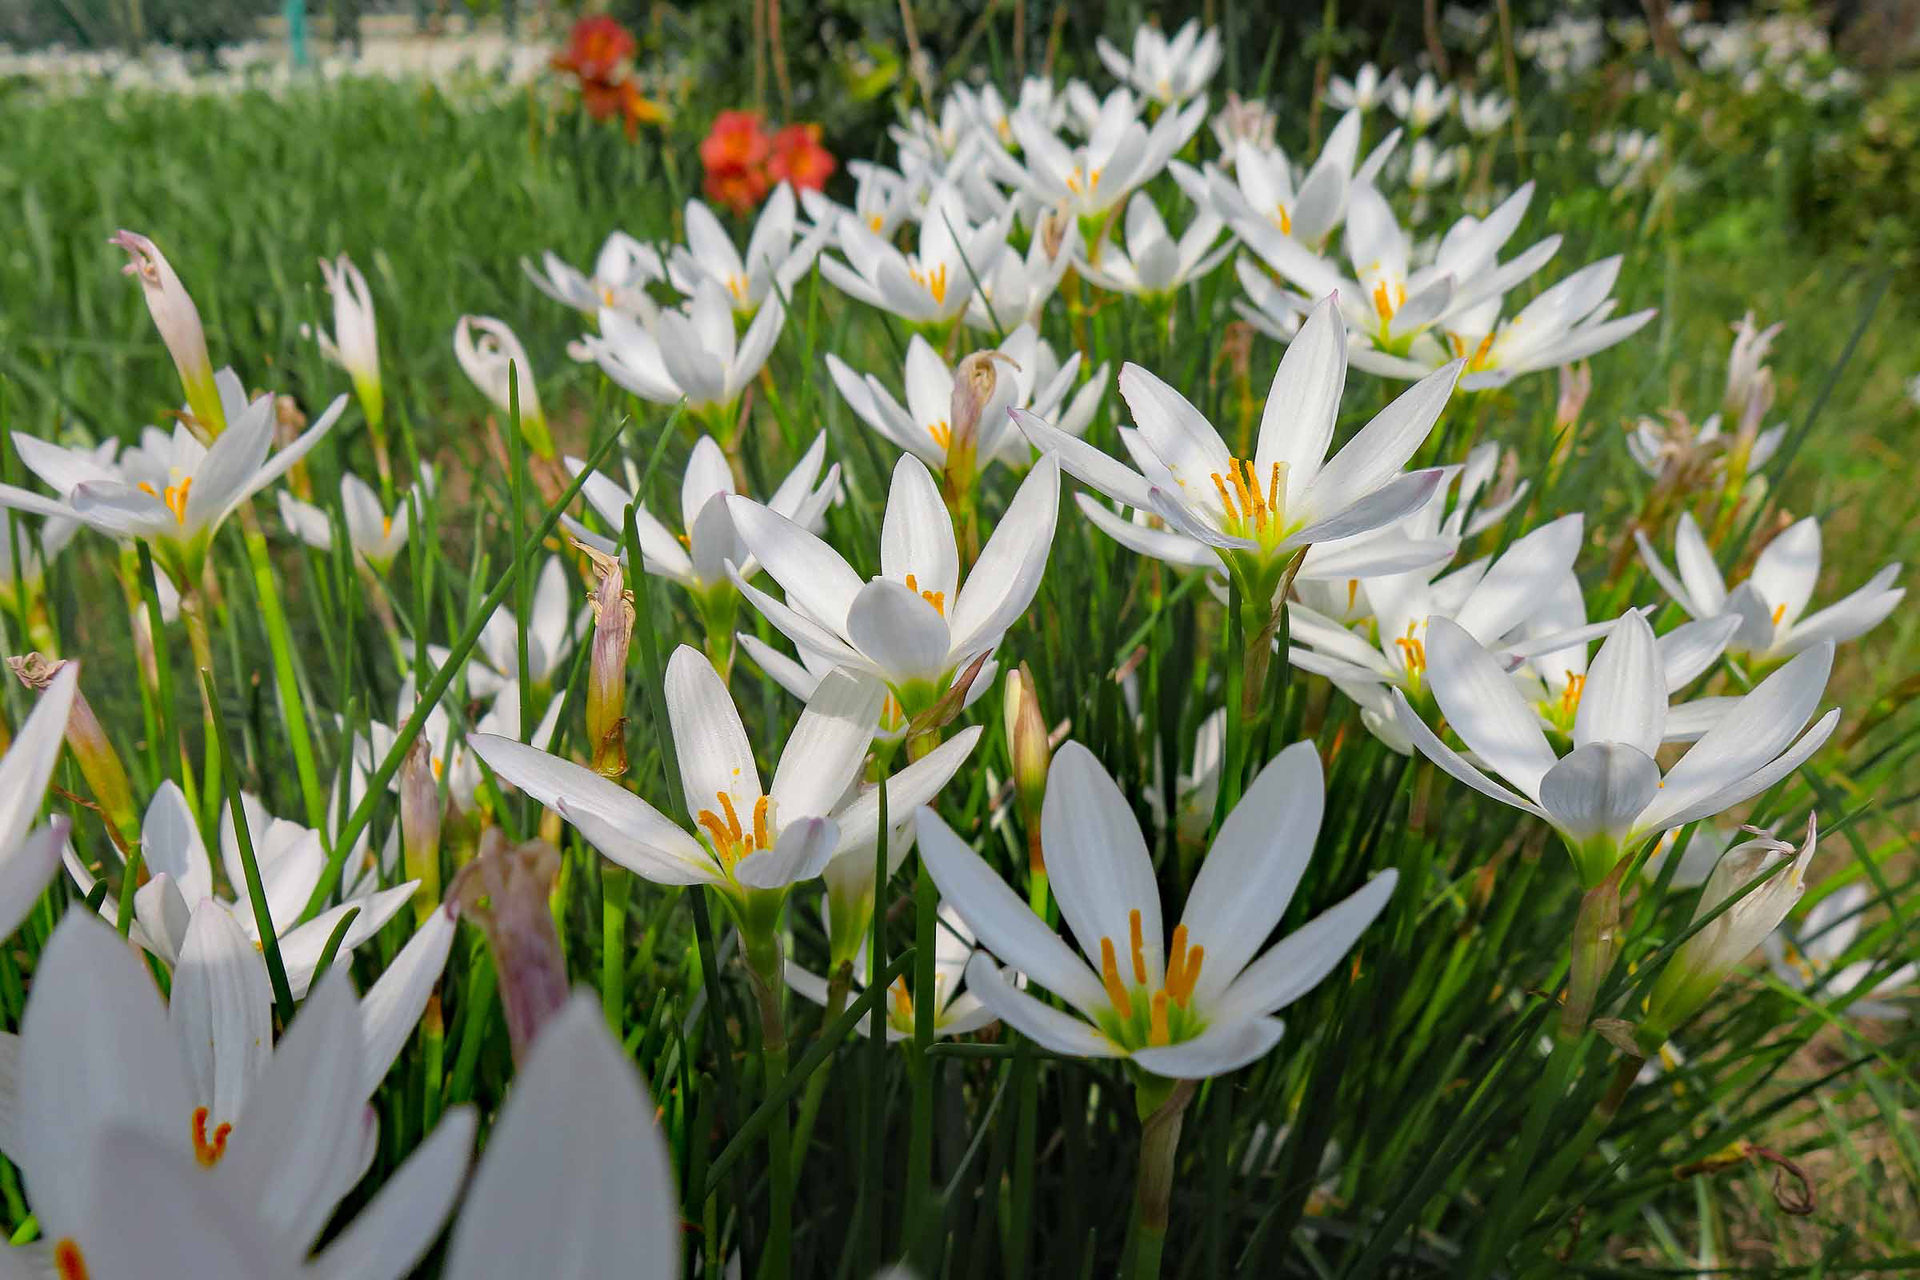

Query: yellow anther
[
  {"left": 1372, "top": 280, "right": 1397, "bottom": 325},
  {"left": 696, "top": 789, "right": 768, "bottom": 867},
  {"left": 192, "top": 1106, "right": 232, "bottom": 1168},
  {"left": 1165, "top": 923, "right": 1189, "bottom": 997},
  {"left": 382, "top": 514, "right": 394, "bottom": 539},
  {"left": 1129, "top": 908, "right": 1148, "bottom": 985},
  {"left": 1770, "top": 602, "right": 1786, "bottom": 627},
  {"left": 1559, "top": 671, "right": 1586, "bottom": 720},
  {"left": 1210, "top": 472, "right": 1239, "bottom": 521},
  {"left": 1149, "top": 990, "right": 1171, "bottom": 1046},
  {"left": 908, "top": 262, "right": 950, "bottom": 305},
  {"left": 889, "top": 977, "right": 913, "bottom": 1022},
  {"left": 1208, "top": 457, "right": 1286, "bottom": 536},
  {"left": 752, "top": 794, "right": 771, "bottom": 851},
  {"left": 1099, "top": 935, "right": 1135, "bottom": 1020},
  {"left": 138, "top": 477, "right": 193, "bottom": 524},
  {"left": 726, "top": 274, "right": 748, "bottom": 304},
  {"left": 1393, "top": 622, "right": 1427, "bottom": 675},
  {"left": 54, "top": 1241, "right": 88, "bottom": 1280},
  {"left": 928, "top": 419, "right": 952, "bottom": 450},
  {"left": 1275, "top": 203, "right": 1292, "bottom": 235},
  {"left": 903, "top": 573, "right": 946, "bottom": 616},
  {"left": 868, "top": 214, "right": 885, "bottom": 233},
  {"left": 1170, "top": 945, "right": 1204, "bottom": 1006},
  {"left": 1346, "top": 579, "right": 1360, "bottom": 612}
]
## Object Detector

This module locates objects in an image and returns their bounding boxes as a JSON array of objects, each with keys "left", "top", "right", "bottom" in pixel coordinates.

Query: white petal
[
  {"left": 170, "top": 902, "right": 272, "bottom": 1129},
  {"left": 726, "top": 495, "right": 866, "bottom": 632},
  {"left": 962, "top": 953, "right": 1119, "bottom": 1057},
  {"left": 1211, "top": 872, "right": 1399, "bottom": 1022},
  {"left": 1297, "top": 360, "right": 1460, "bottom": 522},
  {"left": 947, "top": 454, "right": 1061, "bottom": 659},
  {"left": 881, "top": 454, "right": 960, "bottom": 602},
  {"left": 736, "top": 816, "right": 841, "bottom": 889},
  {"left": 312, "top": 1108, "right": 475, "bottom": 1280},
  {"left": 666, "top": 644, "right": 761, "bottom": 819},
  {"left": 1041, "top": 742, "right": 1164, "bottom": 986},
  {"left": 358, "top": 907, "right": 457, "bottom": 1097},
  {"left": 1129, "top": 1015, "right": 1286, "bottom": 1079},
  {"left": 770, "top": 669, "right": 886, "bottom": 820},
  {"left": 1422, "top": 617, "right": 1557, "bottom": 798},
  {"left": 1391, "top": 690, "right": 1547, "bottom": 818},
  {"left": 1573, "top": 610, "right": 1666, "bottom": 756},
  {"left": 846, "top": 579, "right": 955, "bottom": 686},
  {"left": 1536, "top": 743, "right": 1660, "bottom": 853}
]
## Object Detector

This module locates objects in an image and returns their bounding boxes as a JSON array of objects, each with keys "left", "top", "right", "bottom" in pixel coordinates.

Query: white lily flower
[
  {"left": 802, "top": 159, "right": 925, "bottom": 241},
  {"left": 62, "top": 780, "right": 417, "bottom": 998},
  {"left": 999, "top": 88, "right": 1205, "bottom": 223},
  {"left": 523, "top": 230, "right": 667, "bottom": 320},
  {"left": 1392, "top": 611, "right": 1839, "bottom": 886},
  {"left": 737, "top": 632, "right": 995, "bottom": 745},
  {"left": 0, "top": 385, "right": 344, "bottom": 588},
  {"left": 1074, "top": 191, "right": 1230, "bottom": 300},
  {"left": 429, "top": 556, "right": 582, "bottom": 696},
  {"left": 1404, "top": 138, "right": 1459, "bottom": 194},
  {"left": 1635, "top": 512, "right": 1904, "bottom": 663},
  {"left": 1233, "top": 182, "right": 1655, "bottom": 390},
  {"left": 0, "top": 661, "right": 78, "bottom": 937},
  {"left": 1210, "top": 92, "right": 1278, "bottom": 154},
  {"left": 728, "top": 453, "right": 1061, "bottom": 712},
  {"left": 467, "top": 645, "right": 981, "bottom": 905},
  {"left": 1324, "top": 63, "right": 1399, "bottom": 112},
  {"left": 1460, "top": 90, "right": 1515, "bottom": 136},
  {"left": 963, "top": 213, "right": 1078, "bottom": 333},
  {"left": 668, "top": 185, "right": 827, "bottom": 316},
  {"left": 453, "top": 314, "right": 548, "bottom": 440},
  {"left": 6, "top": 911, "right": 472, "bottom": 1280},
  {"left": 1017, "top": 296, "right": 1456, "bottom": 603},
  {"left": 0, "top": 432, "right": 176, "bottom": 618},
  {"left": 1763, "top": 882, "right": 1916, "bottom": 1020},
  {"left": 310, "top": 253, "right": 382, "bottom": 424},
  {"left": 919, "top": 741, "right": 1399, "bottom": 1077},
  {"left": 1625, "top": 411, "right": 1785, "bottom": 481},
  {"left": 819, "top": 182, "right": 1011, "bottom": 326},
  {"left": 582, "top": 276, "right": 787, "bottom": 421},
  {"left": 1174, "top": 110, "right": 1400, "bottom": 251},
  {"left": 277, "top": 464, "right": 431, "bottom": 572},
  {"left": 1095, "top": 19, "right": 1223, "bottom": 105},
  {"left": 786, "top": 901, "right": 998, "bottom": 1041},
  {"left": 566, "top": 432, "right": 838, "bottom": 601},
  {"left": 1387, "top": 72, "right": 1455, "bottom": 129},
  {"left": 1643, "top": 818, "right": 1819, "bottom": 1039},
  {"left": 828, "top": 324, "right": 1105, "bottom": 475},
  {"left": 357, "top": 677, "right": 563, "bottom": 815}
]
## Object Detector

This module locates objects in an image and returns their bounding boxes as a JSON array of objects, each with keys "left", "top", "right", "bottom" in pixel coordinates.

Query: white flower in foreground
[
  {"left": 828, "top": 324, "right": 1105, "bottom": 476},
  {"left": 1018, "top": 297, "right": 1456, "bottom": 605},
  {"left": 729, "top": 453, "right": 1060, "bottom": 712},
  {"left": 431, "top": 555, "right": 581, "bottom": 696},
  {"left": 581, "top": 276, "right": 786, "bottom": 422},
  {"left": 737, "top": 632, "right": 996, "bottom": 747},
  {"left": 0, "top": 661, "right": 77, "bottom": 937},
  {"left": 1642, "top": 818, "right": 1819, "bottom": 1041},
  {"left": 786, "top": 902, "right": 997, "bottom": 1041},
  {"left": 467, "top": 645, "right": 981, "bottom": 906},
  {"left": 1175, "top": 110, "right": 1399, "bottom": 251},
  {"left": 801, "top": 159, "right": 925, "bottom": 242},
  {"left": 523, "top": 230, "right": 666, "bottom": 320},
  {"left": 1325, "top": 63, "right": 1399, "bottom": 112},
  {"left": 819, "top": 183, "right": 1010, "bottom": 327},
  {"left": 668, "top": 184, "right": 827, "bottom": 315},
  {"left": 1460, "top": 91, "right": 1514, "bottom": 136},
  {"left": 0, "top": 388, "right": 344, "bottom": 587},
  {"left": 999, "top": 89, "right": 1205, "bottom": 222},
  {"left": 1635, "top": 512, "right": 1903, "bottom": 664},
  {"left": 1392, "top": 611, "right": 1838, "bottom": 887},
  {"left": 7, "top": 911, "right": 471, "bottom": 1280},
  {"left": 277, "top": 465, "right": 431, "bottom": 572},
  {"left": 63, "top": 780, "right": 417, "bottom": 997},
  {"left": 920, "top": 741, "right": 1398, "bottom": 1077},
  {"left": 1764, "top": 882, "right": 1916, "bottom": 1020},
  {"left": 1233, "top": 182, "right": 1656, "bottom": 390},
  {"left": 1388, "top": 73, "right": 1454, "bottom": 129},
  {"left": 1095, "top": 19, "right": 1223, "bottom": 105},
  {"left": 310, "top": 253, "right": 383, "bottom": 425},
  {"left": 1074, "top": 191, "right": 1230, "bottom": 300},
  {"left": 453, "top": 314, "right": 548, "bottom": 440},
  {"left": 566, "top": 432, "right": 838, "bottom": 603}
]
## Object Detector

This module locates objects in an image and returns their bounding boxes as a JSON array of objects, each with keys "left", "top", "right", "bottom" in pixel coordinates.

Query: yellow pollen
[
  {"left": 1129, "top": 908, "right": 1148, "bottom": 985},
  {"left": 695, "top": 790, "right": 771, "bottom": 867},
  {"left": 1346, "top": 579, "right": 1360, "bottom": 612},
  {"left": 1558, "top": 671, "right": 1587, "bottom": 720},
  {"left": 1170, "top": 944, "right": 1204, "bottom": 1006},
  {"left": 726, "top": 274, "right": 748, "bottom": 304},
  {"left": 1099, "top": 936, "right": 1135, "bottom": 1019},
  {"left": 1446, "top": 331, "right": 1496, "bottom": 368},
  {"left": 1393, "top": 622, "right": 1427, "bottom": 675},
  {"left": 1207, "top": 457, "right": 1285, "bottom": 535},
  {"left": 137, "top": 477, "right": 193, "bottom": 524},
  {"left": 1149, "top": 991, "right": 1171, "bottom": 1045},
  {"left": 192, "top": 1105, "right": 232, "bottom": 1168},
  {"left": 1372, "top": 280, "right": 1404, "bottom": 325},
  {"left": 1275, "top": 203, "right": 1292, "bottom": 235},
  {"left": 1770, "top": 602, "right": 1786, "bottom": 627},
  {"left": 902, "top": 573, "right": 946, "bottom": 616},
  {"left": 868, "top": 213, "right": 885, "bottom": 233},
  {"left": 601, "top": 285, "right": 617, "bottom": 307},
  {"left": 54, "top": 1240, "right": 88, "bottom": 1280},
  {"left": 928, "top": 419, "right": 952, "bottom": 450},
  {"left": 908, "top": 262, "right": 950, "bottom": 305},
  {"left": 890, "top": 976, "right": 913, "bottom": 1022},
  {"left": 381, "top": 514, "right": 394, "bottom": 539}
]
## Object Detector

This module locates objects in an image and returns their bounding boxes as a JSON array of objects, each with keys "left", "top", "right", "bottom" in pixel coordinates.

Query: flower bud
[
  {"left": 1562, "top": 863, "right": 1624, "bottom": 1041},
  {"left": 400, "top": 734, "right": 443, "bottom": 925},
  {"left": 1723, "top": 312, "right": 1781, "bottom": 425},
  {"left": 1554, "top": 362, "right": 1592, "bottom": 432},
  {"left": 942, "top": 349, "right": 1018, "bottom": 495},
  {"left": 449, "top": 827, "right": 568, "bottom": 1065},
  {"left": 1642, "top": 818, "right": 1816, "bottom": 1046},
  {"left": 453, "top": 315, "right": 554, "bottom": 460},
  {"left": 1002, "top": 663, "right": 1050, "bottom": 875},
  {"left": 8, "top": 654, "right": 137, "bottom": 850},
  {"left": 581, "top": 543, "right": 635, "bottom": 778},
  {"left": 111, "top": 231, "right": 223, "bottom": 436},
  {"left": 318, "top": 254, "right": 383, "bottom": 430}
]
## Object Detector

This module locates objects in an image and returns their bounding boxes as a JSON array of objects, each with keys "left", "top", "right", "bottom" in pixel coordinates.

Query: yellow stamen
[
  {"left": 1275, "top": 203, "right": 1292, "bottom": 235},
  {"left": 695, "top": 790, "right": 769, "bottom": 867},
  {"left": 727, "top": 274, "right": 748, "bottom": 304},
  {"left": 382, "top": 514, "right": 394, "bottom": 539},
  {"left": 1165, "top": 923, "right": 1189, "bottom": 997},
  {"left": 54, "top": 1241, "right": 88, "bottom": 1280},
  {"left": 1207, "top": 457, "right": 1286, "bottom": 537},
  {"left": 1770, "top": 602, "right": 1786, "bottom": 627},
  {"left": 1099, "top": 936, "right": 1136, "bottom": 1019},
  {"left": 192, "top": 1105, "right": 232, "bottom": 1168},
  {"left": 1346, "top": 578, "right": 1360, "bottom": 613},
  {"left": 868, "top": 213, "right": 885, "bottom": 233},
  {"left": 1393, "top": 622, "right": 1427, "bottom": 676},
  {"left": 908, "top": 262, "right": 950, "bottom": 305},
  {"left": 1558, "top": 671, "right": 1586, "bottom": 720},
  {"left": 928, "top": 419, "right": 951, "bottom": 450},
  {"left": 137, "top": 477, "right": 194, "bottom": 525},
  {"left": 752, "top": 794, "right": 771, "bottom": 851},
  {"left": 1149, "top": 990, "right": 1170, "bottom": 1046},
  {"left": 890, "top": 977, "right": 913, "bottom": 1022},
  {"left": 1210, "top": 472, "right": 1239, "bottom": 522},
  {"left": 903, "top": 573, "right": 946, "bottom": 616},
  {"left": 1169, "top": 945, "right": 1204, "bottom": 1006},
  {"left": 1129, "top": 907, "right": 1148, "bottom": 985}
]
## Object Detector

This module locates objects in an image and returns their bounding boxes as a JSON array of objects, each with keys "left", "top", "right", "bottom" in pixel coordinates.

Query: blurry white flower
[
  {"left": 454, "top": 314, "right": 548, "bottom": 443},
  {"left": 581, "top": 276, "right": 786, "bottom": 423},
  {"left": 309, "top": 253, "right": 383, "bottom": 426},
  {"left": 277, "top": 464, "right": 432, "bottom": 572},
  {"left": 1459, "top": 91, "right": 1513, "bottom": 136},
  {"left": 1388, "top": 73, "right": 1454, "bottom": 130},
  {"left": 786, "top": 901, "right": 997, "bottom": 1040},
  {"left": 668, "top": 185, "right": 827, "bottom": 316},
  {"left": 522, "top": 231, "right": 666, "bottom": 320},
  {"left": 819, "top": 183, "right": 1010, "bottom": 326},
  {"left": 1764, "top": 883, "right": 1916, "bottom": 1019},
  {"left": 1095, "top": 19, "right": 1223, "bottom": 105},
  {"left": 1325, "top": 63, "right": 1399, "bottom": 112},
  {"left": 1074, "top": 191, "right": 1230, "bottom": 300},
  {"left": 1181, "top": 110, "right": 1399, "bottom": 250}
]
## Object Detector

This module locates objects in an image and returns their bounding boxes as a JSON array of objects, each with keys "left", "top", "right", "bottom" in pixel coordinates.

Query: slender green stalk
[
  {"left": 601, "top": 863, "right": 630, "bottom": 1030},
  {"left": 241, "top": 521, "right": 328, "bottom": 831},
  {"left": 1131, "top": 1077, "right": 1197, "bottom": 1280}
]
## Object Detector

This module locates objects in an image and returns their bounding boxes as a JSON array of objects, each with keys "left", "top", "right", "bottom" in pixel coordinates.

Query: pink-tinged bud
[
  {"left": 111, "top": 231, "right": 224, "bottom": 436},
  {"left": 1035, "top": 207, "right": 1070, "bottom": 264},
  {"left": 1554, "top": 362, "right": 1592, "bottom": 432},
  {"left": 581, "top": 543, "right": 635, "bottom": 778},
  {"left": 400, "top": 734, "right": 443, "bottom": 925},
  {"left": 1723, "top": 311, "right": 1782, "bottom": 425},
  {"left": 453, "top": 315, "right": 554, "bottom": 460},
  {"left": 1001, "top": 663, "right": 1050, "bottom": 875},
  {"left": 8, "top": 653, "right": 138, "bottom": 850},
  {"left": 942, "top": 349, "right": 1018, "bottom": 495},
  {"left": 449, "top": 827, "right": 568, "bottom": 1066},
  {"left": 317, "top": 254, "right": 384, "bottom": 430}
]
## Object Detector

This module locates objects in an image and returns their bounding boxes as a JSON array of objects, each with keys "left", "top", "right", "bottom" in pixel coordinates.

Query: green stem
[
  {"left": 181, "top": 589, "right": 221, "bottom": 827},
  {"left": 905, "top": 858, "right": 940, "bottom": 1266},
  {"left": 601, "top": 863, "right": 630, "bottom": 1030},
  {"left": 1508, "top": 1056, "right": 1643, "bottom": 1275},
  {"left": 1131, "top": 1078, "right": 1197, "bottom": 1280},
  {"left": 1467, "top": 1029, "right": 1586, "bottom": 1278},
  {"left": 746, "top": 934, "right": 792, "bottom": 1280},
  {"left": 243, "top": 522, "right": 327, "bottom": 831}
]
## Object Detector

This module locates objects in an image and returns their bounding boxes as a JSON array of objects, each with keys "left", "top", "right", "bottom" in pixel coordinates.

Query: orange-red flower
[
  {"left": 552, "top": 15, "right": 634, "bottom": 83},
  {"left": 701, "top": 111, "right": 774, "bottom": 173},
  {"left": 768, "top": 123, "right": 836, "bottom": 193}
]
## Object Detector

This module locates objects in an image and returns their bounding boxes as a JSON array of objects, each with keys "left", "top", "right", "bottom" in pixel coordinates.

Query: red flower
[
  {"left": 767, "top": 123, "right": 836, "bottom": 192},
  {"left": 700, "top": 110, "right": 773, "bottom": 173},
  {"left": 552, "top": 15, "right": 634, "bottom": 83}
]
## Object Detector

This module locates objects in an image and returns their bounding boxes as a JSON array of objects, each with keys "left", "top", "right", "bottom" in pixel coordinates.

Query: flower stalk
[{"left": 1132, "top": 1075, "right": 1198, "bottom": 1280}]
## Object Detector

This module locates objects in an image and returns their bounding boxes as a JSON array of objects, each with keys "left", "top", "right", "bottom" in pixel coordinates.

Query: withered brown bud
[
  {"left": 9, "top": 653, "right": 138, "bottom": 848},
  {"left": 580, "top": 542, "right": 635, "bottom": 779},
  {"left": 449, "top": 828, "right": 568, "bottom": 1065}
]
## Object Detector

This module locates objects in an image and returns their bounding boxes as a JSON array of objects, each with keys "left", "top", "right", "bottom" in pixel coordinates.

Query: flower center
[
  {"left": 54, "top": 1240, "right": 88, "bottom": 1280},
  {"left": 192, "top": 1105, "right": 232, "bottom": 1168},
  {"left": 1445, "top": 330, "right": 1497, "bottom": 370},
  {"left": 928, "top": 418, "right": 951, "bottom": 450},
  {"left": 726, "top": 274, "right": 749, "bottom": 305},
  {"left": 1540, "top": 670, "right": 1586, "bottom": 734},
  {"left": 902, "top": 573, "right": 946, "bottom": 615},
  {"left": 868, "top": 213, "right": 885, "bottom": 234},
  {"left": 1065, "top": 164, "right": 1104, "bottom": 195},
  {"left": 1097, "top": 908, "right": 1206, "bottom": 1049},
  {"left": 908, "top": 261, "right": 949, "bottom": 305},
  {"left": 1392, "top": 621, "right": 1428, "bottom": 681},
  {"left": 1273, "top": 202, "right": 1292, "bottom": 235},
  {"left": 1208, "top": 456, "right": 1288, "bottom": 541},
  {"left": 600, "top": 285, "right": 617, "bottom": 308},
  {"left": 136, "top": 474, "right": 193, "bottom": 524},
  {"left": 381, "top": 514, "right": 394, "bottom": 540},
  {"left": 695, "top": 790, "right": 772, "bottom": 867},
  {"left": 1372, "top": 280, "right": 1407, "bottom": 328}
]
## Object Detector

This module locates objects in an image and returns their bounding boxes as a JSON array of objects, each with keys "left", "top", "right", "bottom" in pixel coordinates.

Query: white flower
[
  {"left": 998, "top": 88, "right": 1205, "bottom": 221},
  {"left": 1393, "top": 611, "right": 1838, "bottom": 886},
  {"left": 1018, "top": 296, "right": 1456, "bottom": 600},
  {"left": 311, "top": 253, "right": 382, "bottom": 420},
  {"left": 523, "top": 230, "right": 667, "bottom": 320},
  {"left": 1177, "top": 110, "right": 1399, "bottom": 250},
  {"left": 786, "top": 902, "right": 997, "bottom": 1041},
  {"left": 581, "top": 277, "right": 787, "bottom": 421},
  {"left": 1625, "top": 412, "right": 1784, "bottom": 481},
  {"left": 801, "top": 159, "right": 925, "bottom": 242},
  {"left": 565, "top": 432, "right": 839, "bottom": 599},
  {"left": 1211, "top": 92, "right": 1278, "bottom": 153},
  {"left": 819, "top": 182, "right": 1010, "bottom": 326},
  {"left": 1404, "top": 138, "right": 1459, "bottom": 193},
  {"left": 737, "top": 633, "right": 996, "bottom": 746},
  {"left": 828, "top": 324, "right": 1105, "bottom": 475},
  {"left": 430, "top": 556, "right": 582, "bottom": 696},
  {"left": 277, "top": 464, "right": 432, "bottom": 571},
  {"left": 1763, "top": 882, "right": 1916, "bottom": 1020},
  {"left": 1325, "top": 63, "right": 1399, "bottom": 112},
  {"left": 454, "top": 314, "right": 547, "bottom": 435},
  {"left": 357, "top": 678, "right": 562, "bottom": 815},
  {"left": 1459, "top": 90, "right": 1514, "bottom": 136},
  {"left": 918, "top": 741, "right": 1398, "bottom": 1077},
  {"left": 1387, "top": 72, "right": 1455, "bottom": 129},
  {"left": 668, "top": 184, "right": 827, "bottom": 315},
  {"left": 467, "top": 645, "right": 981, "bottom": 902},
  {"left": 1074, "top": 190, "right": 1230, "bottom": 299},
  {"left": 729, "top": 453, "right": 1061, "bottom": 709},
  {"left": 962, "top": 213, "right": 1078, "bottom": 332},
  {"left": 0, "top": 661, "right": 77, "bottom": 937},
  {"left": 63, "top": 780, "right": 417, "bottom": 997},
  {"left": 0, "top": 382, "right": 344, "bottom": 587},
  {"left": 1636, "top": 513, "right": 1903, "bottom": 663},
  {"left": 1095, "top": 19, "right": 1223, "bottom": 105},
  {"left": 5, "top": 910, "right": 469, "bottom": 1280}
]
